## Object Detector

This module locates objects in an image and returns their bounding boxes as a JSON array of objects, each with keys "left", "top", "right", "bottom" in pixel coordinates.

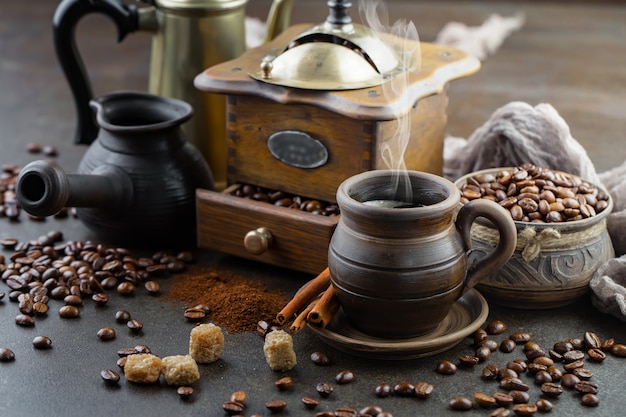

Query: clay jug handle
[
  {"left": 53, "top": 0, "right": 139, "bottom": 145},
  {"left": 455, "top": 199, "right": 517, "bottom": 291}
]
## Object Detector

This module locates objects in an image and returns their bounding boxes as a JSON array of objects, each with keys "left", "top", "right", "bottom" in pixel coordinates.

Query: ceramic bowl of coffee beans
[{"left": 454, "top": 163, "right": 614, "bottom": 309}]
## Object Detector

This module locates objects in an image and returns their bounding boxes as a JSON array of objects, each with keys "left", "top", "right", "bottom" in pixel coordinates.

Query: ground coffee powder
[{"left": 164, "top": 267, "right": 288, "bottom": 333}]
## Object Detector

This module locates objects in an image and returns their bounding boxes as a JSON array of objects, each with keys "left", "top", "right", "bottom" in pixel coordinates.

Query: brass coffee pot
[{"left": 53, "top": 0, "right": 293, "bottom": 190}]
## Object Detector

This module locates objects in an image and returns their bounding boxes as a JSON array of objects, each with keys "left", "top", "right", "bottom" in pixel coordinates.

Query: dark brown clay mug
[{"left": 328, "top": 170, "right": 517, "bottom": 338}]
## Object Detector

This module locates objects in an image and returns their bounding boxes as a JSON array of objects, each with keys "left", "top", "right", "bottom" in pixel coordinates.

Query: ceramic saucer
[{"left": 307, "top": 289, "right": 489, "bottom": 360}]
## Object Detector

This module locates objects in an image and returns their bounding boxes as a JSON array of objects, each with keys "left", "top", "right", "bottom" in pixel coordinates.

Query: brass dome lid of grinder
[{"left": 250, "top": 0, "right": 412, "bottom": 90}]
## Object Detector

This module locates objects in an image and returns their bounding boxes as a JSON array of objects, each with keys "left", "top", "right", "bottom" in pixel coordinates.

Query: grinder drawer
[{"left": 196, "top": 187, "right": 338, "bottom": 274}]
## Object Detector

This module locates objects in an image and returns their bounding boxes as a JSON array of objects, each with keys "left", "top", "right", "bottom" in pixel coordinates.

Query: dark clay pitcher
[
  {"left": 328, "top": 170, "right": 517, "bottom": 338},
  {"left": 16, "top": 91, "right": 214, "bottom": 247}
]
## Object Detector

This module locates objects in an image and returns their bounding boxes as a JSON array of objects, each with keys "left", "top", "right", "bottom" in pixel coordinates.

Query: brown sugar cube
[
  {"left": 124, "top": 354, "right": 162, "bottom": 384},
  {"left": 189, "top": 323, "right": 224, "bottom": 363},
  {"left": 263, "top": 330, "right": 297, "bottom": 371},
  {"left": 161, "top": 355, "right": 200, "bottom": 386}
]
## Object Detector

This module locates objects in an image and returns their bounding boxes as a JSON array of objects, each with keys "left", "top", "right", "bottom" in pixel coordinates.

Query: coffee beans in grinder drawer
[
  {"left": 459, "top": 163, "right": 609, "bottom": 223},
  {"left": 230, "top": 184, "right": 339, "bottom": 216}
]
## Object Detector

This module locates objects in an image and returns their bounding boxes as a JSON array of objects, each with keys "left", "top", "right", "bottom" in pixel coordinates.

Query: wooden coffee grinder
[{"left": 194, "top": 0, "right": 480, "bottom": 274}]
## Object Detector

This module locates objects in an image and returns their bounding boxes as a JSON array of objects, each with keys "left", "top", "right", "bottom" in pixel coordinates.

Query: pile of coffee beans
[
  {"left": 230, "top": 183, "right": 340, "bottom": 217},
  {"left": 459, "top": 163, "right": 610, "bottom": 223},
  {"left": 0, "top": 231, "right": 195, "bottom": 341}
]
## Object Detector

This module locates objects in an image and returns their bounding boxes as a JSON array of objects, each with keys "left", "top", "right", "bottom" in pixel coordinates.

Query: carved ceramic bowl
[{"left": 454, "top": 167, "right": 614, "bottom": 309}]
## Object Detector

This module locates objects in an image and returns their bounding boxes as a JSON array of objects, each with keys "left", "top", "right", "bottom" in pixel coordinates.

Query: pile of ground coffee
[{"left": 164, "top": 267, "right": 288, "bottom": 333}]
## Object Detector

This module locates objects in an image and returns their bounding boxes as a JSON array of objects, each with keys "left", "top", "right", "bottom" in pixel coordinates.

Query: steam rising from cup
[{"left": 359, "top": 0, "right": 421, "bottom": 204}]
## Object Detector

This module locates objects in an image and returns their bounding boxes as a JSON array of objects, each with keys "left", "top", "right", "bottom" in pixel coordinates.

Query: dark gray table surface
[{"left": 2, "top": 1, "right": 625, "bottom": 416}]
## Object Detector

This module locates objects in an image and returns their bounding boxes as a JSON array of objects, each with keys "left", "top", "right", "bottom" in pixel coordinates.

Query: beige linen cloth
[{"left": 444, "top": 102, "right": 626, "bottom": 322}]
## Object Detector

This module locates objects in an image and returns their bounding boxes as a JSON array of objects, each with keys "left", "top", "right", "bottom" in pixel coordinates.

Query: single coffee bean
[
  {"left": 0, "top": 347, "right": 16, "bottom": 362},
  {"left": 486, "top": 320, "right": 507, "bottom": 335},
  {"left": 482, "top": 364, "right": 499, "bottom": 380},
  {"left": 91, "top": 292, "right": 108, "bottom": 306},
  {"left": 301, "top": 397, "right": 319, "bottom": 409},
  {"left": 15, "top": 313, "right": 35, "bottom": 326},
  {"left": 574, "top": 380, "right": 599, "bottom": 395},
  {"left": 563, "top": 359, "right": 584, "bottom": 371},
  {"left": 116, "top": 281, "right": 135, "bottom": 296},
  {"left": 601, "top": 338, "right": 615, "bottom": 351},
  {"left": 32, "top": 335, "right": 52, "bottom": 349},
  {"left": 509, "top": 390, "right": 530, "bottom": 404},
  {"left": 316, "top": 382, "right": 333, "bottom": 398},
  {"left": 229, "top": 390, "right": 246, "bottom": 404},
  {"left": 310, "top": 351, "right": 330, "bottom": 366},
  {"left": 359, "top": 405, "right": 383, "bottom": 416},
  {"left": 134, "top": 344, "right": 151, "bottom": 354},
  {"left": 561, "top": 373, "right": 581, "bottom": 388},
  {"left": 525, "top": 348, "right": 546, "bottom": 361},
  {"left": 587, "top": 348, "right": 606, "bottom": 362},
  {"left": 436, "top": 360, "right": 457, "bottom": 375},
  {"left": 59, "top": 305, "right": 80, "bottom": 318},
  {"left": 474, "top": 328, "right": 488, "bottom": 344},
  {"left": 33, "top": 301, "right": 49, "bottom": 316},
  {"left": 512, "top": 403, "right": 537, "bottom": 415},
  {"left": 506, "top": 361, "right": 526, "bottom": 374},
  {"left": 144, "top": 280, "right": 160, "bottom": 295},
  {"left": 414, "top": 381, "right": 434, "bottom": 399},
  {"left": 275, "top": 376, "right": 292, "bottom": 391},
  {"left": 474, "top": 392, "right": 497, "bottom": 408},
  {"left": 265, "top": 399, "right": 287, "bottom": 412},
  {"left": 183, "top": 308, "right": 206, "bottom": 322},
  {"left": 493, "top": 392, "right": 514, "bottom": 407},
  {"left": 497, "top": 368, "right": 518, "bottom": 381},
  {"left": 335, "top": 369, "right": 354, "bottom": 385},
  {"left": 449, "top": 397, "right": 473, "bottom": 411},
  {"left": 563, "top": 349, "right": 585, "bottom": 363},
  {"left": 567, "top": 337, "right": 585, "bottom": 350},
  {"left": 581, "top": 393, "right": 600, "bottom": 407},
  {"left": 63, "top": 294, "right": 82, "bottom": 306},
  {"left": 548, "top": 349, "right": 563, "bottom": 362},
  {"left": 222, "top": 401, "right": 244, "bottom": 414},
  {"left": 375, "top": 383, "right": 392, "bottom": 398},
  {"left": 256, "top": 320, "right": 269, "bottom": 338},
  {"left": 540, "top": 382, "right": 563, "bottom": 397},
  {"left": 97, "top": 327, "right": 116, "bottom": 341},
  {"left": 100, "top": 369, "right": 121, "bottom": 385},
  {"left": 177, "top": 386, "right": 194, "bottom": 400},
  {"left": 393, "top": 382, "right": 415, "bottom": 396},
  {"left": 499, "top": 377, "right": 529, "bottom": 391},
  {"left": 476, "top": 346, "right": 492, "bottom": 362},
  {"left": 573, "top": 367, "right": 593, "bottom": 380},
  {"left": 459, "top": 354, "right": 480, "bottom": 367},
  {"left": 611, "top": 343, "right": 626, "bottom": 357},
  {"left": 480, "top": 339, "right": 499, "bottom": 352},
  {"left": 334, "top": 407, "right": 357, "bottom": 417},
  {"left": 489, "top": 407, "right": 511, "bottom": 417},
  {"left": 535, "top": 399, "right": 553, "bottom": 412},
  {"left": 547, "top": 366, "right": 563, "bottom": 382},
  {"left": 510, "top": 332, "right": 531, "bottom": 344},
  {"left": 583, "top": 331, "right": 602, "bottom": 349},
  {"left": 500, "top": 339, "right": 516, "bottom": 353},
  {"left": 127, "top": 319, "right": 143, "bottom": 333},
  {"left": 524, "top": 341, "right": 542, "bottom": 353},
  {"left": 534, "top": 370, "right": 552, "bottom": 385},
  {"left": 533, "top": 356, "right": 554, "bottom": 367},
  {"left": 117, "top": 347, "right": 138, "bottom": 357}
]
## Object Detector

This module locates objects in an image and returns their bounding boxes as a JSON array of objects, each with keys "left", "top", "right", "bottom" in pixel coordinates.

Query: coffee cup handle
[{"left": 455, "top": 199, "right": 517, "bottom": 291}]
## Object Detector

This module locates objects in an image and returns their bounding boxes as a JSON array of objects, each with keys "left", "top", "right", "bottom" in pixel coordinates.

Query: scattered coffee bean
[
  {"left": 474, "top": 328, "right": 488, "bottom": 344},
  {"left": 0, "top": 347, "right": 16, "bottom": 362},
  {"left": 567, "top": 337, "right": 585, "bottom": 350},
  {"left": 526, "top": 363, "right": 546, "bottom": 375},
  {"left": 587, "top": 347, "right": 606, "bottom": 362},
  {"left": 116, "top": 281, "right": 135, "bottom": 296},
  {"left": 97, "top": 327, "right": 116, "bottom": 341},
  {"left": 459, "top": 354, "right": 480, "bottom": 367},
  {"left": 375, "top": 383, "right": 392, "bottom": 398},
  {"left": 256, "top": 320, "right": 270, "bottom": 338},
  {"left": 498, "top": 368, "right": 518, "bottom": 381},
  {"left": 482, "top": 364, "right": 499, "bottom": 380},
  {"left": 486, "top": 320, "right": 507, "bottom": 335},
  {"left": 144, "top": 281, "right": 160, "bottom": 295},
  {"left": 127, "top": 319, "right": 143, "bottom": 333},
  {"left": 534, "top": 370, "right": 552, "bottom": 385},
  {"left": 601, "top": 338, "right": 615, "bottom": 351},
  {"left": 574, "top": 380, "right": 599, "bottom": 395},
  {"left": 414, "top": 381, "right": 434, "bottom": 399},
  {"left": 265, "top": 399, "right": 287, "bottom": 412},
  {"left": 183, "top": 308, "right": 206, "bottom": 322},
  {"left": 533, "top": 356, "right": 554, "bottom": 367},
  {"left": 436, "top": 360, "right": 457, "bottom": 375},
  {"left": 310, "top": 351, "right": 330, "bottom": 366},
  {"left": 563, "top": 349, "right": 585, "bottom": 363},
  {"left": 334, "top": 407, "right": 357, "bottom": 417},
  {"left": 134, "top": 344, "right": 151, "bottom": 354},
  {"left": 275, "top": 376, "right": 292, "bottom": 391},
  {"left": 572, "top": 367, "right": 593, "bottom": 380},
  {"left": 525, "top": 348, "right": 546, "bottom": 361},
  {"left": 476, "top": 346, "right": 492, "bottom": 362},
  {"left": 506, "top": 361, "right": 527, "bottom": 374},
  {"left": 563, "top": 359, "right": 584, "bottom": 372},
  {"left": 474, "top": 392, "right": 497, "bottom": 408},
  {"left": 581, "top": 393, "right": 600, "bottom": 407},
  {"left": 177, "top": 386, "right": 193, "bottom": 400},
  {"left": 493, "top": 392, "right": 514, "bottom": 407},
  {"left": 117, "top": 347, "right": 138, "bottom": 357},
  {"left": 42, "top": 145, "right": 58, "bottom": 157},
  {"left": 547, "top": 366, "right": 563, "bottom": 382},
  {"left": 393, "top": 382, "right": 415, "bottom": 396},
  {"left": 561, "top": 373, "right": 581, "bottom": 388},
  {"left": 316, "top": 382, "right": 333, "bottom": 398},
  {"left": 553, "top": 340, "right": 574, "bottom": 354},
  {"left": 500, "top": 339, "right": 516, "bottom": 353},
  {"left": 116, "top": 357, "right": 127, "bottom": 369},
  {"left": 301, "top": 397, "right": 319, "bottom": 409},
  {"left": 540, "top": 382, "right": 563, "bottom": 397},
  {"left": 480, "top": 339, "right": 500, "bottom": 352},
  {"left": 222, "top": 401, "right": 244, "bottom": 414},
  {"left": 489, "top": 407, "right": 511, "bottom": 417},
  {"left": 583, "top": 331, "right": 602, "bottom": 349},
  {"left": 335, "top": 369, "right": 354, "bottom": 385},
  {"left": 359, "top": 405, "right": 383, "bottom": 416},
  {"left": 510, "top": 332, "right": 531, "bottom": 344},
  {"left": 535, "top": 398, "right": 553, "bottom": 412},
  {"left": 611, "top": 343, "right": 626, "bottom": 357},
  {"left": 32, "top": 335, "right": 52, "bottom": 349},
  {"left": 91, "top": 293, "right": 109, "bottom": 306},
  {"left": 499, "top": 377, "right": 529, "bottom": 391},
  {"left": 100, "top": 369, "right": 120, "bottom": 385},
  {"left": 15, "top": 313, "right": 35, "bottom": 326},
  {"left": 59, "top": 305, "right": 80, "bottom": 318},
  {"left": 449, "top": 396, "right": 473, "bottom": 410},
  {"left": 509, "top": 390, "right": 530, "bottom": 404},
  {"left": 512, "top": 403, "right": 537, "bottom": 415}
]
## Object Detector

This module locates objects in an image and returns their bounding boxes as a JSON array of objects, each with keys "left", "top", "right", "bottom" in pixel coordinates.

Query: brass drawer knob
[{"left": 244, "top": 227, "right": 273, "bottom": 255}]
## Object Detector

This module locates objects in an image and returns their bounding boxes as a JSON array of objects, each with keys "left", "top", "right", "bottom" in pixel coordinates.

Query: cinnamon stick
[
  {"left": 289, "top": 297, "right": 318, "bottom": 334},
  {"left": 306, "top": 284, "right": 340, "bottom": 329},
  {"left": 276, "top": 267, "right": 330, "bottom": 325}
]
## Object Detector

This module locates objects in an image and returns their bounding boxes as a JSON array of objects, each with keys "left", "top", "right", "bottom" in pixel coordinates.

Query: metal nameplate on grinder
[{"left": 267, "top": 130, "right": 329, "bottom": 169}]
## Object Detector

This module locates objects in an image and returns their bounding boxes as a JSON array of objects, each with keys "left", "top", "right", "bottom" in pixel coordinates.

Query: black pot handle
[{"left": 53, "top": 0, "right": 139, "bottom": 145}]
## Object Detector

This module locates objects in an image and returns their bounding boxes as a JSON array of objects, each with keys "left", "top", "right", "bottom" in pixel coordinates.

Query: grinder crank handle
[{"left": 53, "top": 0, "right": 139, "bottom": 145}]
